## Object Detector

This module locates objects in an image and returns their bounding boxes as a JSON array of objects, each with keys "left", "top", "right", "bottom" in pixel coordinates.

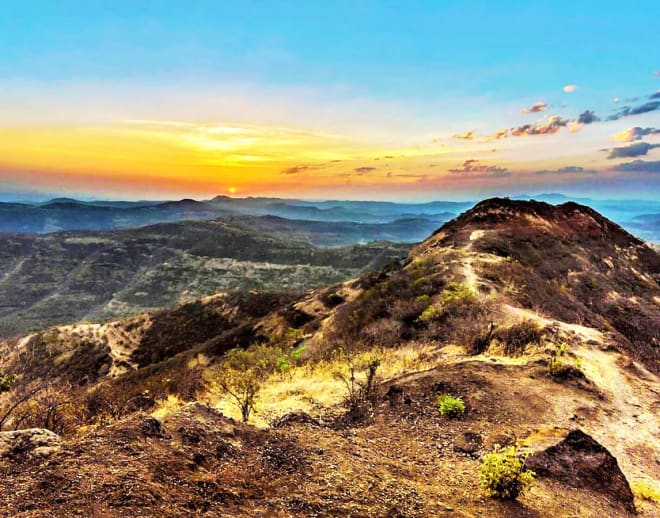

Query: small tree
[
  {"left": 335, "top": 354, "right": 381, "bottom": 420},
  {"left": 0, "top": 383, "right": 39, "bottom": 431},
  {"left": 219, "top": 346, "right": 277, "bottom": 423},
  {"left": 0, "top": 381, "right": 84, "bottom": 435},
  {"left": 479, "top": 445, "right": 535, "bottom": 500}
]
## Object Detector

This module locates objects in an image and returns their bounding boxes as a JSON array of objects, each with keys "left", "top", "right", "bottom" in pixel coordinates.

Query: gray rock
[{"left": 0, "top": 428, "right": 62, "bottom": 460}]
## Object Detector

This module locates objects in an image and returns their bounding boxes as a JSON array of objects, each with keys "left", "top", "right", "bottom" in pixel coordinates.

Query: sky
[{"left": 0, "top": 1, "right": 659, "bottom": 201}]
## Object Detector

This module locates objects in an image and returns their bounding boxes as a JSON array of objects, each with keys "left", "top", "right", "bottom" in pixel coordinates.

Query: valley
[{"left": 0, "top": 220, "right": 409, "bottom": 336}]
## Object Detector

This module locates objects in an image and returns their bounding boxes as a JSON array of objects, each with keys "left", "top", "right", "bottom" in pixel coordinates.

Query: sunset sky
[{"left": 1, "top": 1, "right": 659, "bottom": 201}]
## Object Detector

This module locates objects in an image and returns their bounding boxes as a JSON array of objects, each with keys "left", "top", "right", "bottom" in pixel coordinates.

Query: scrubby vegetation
[
  {"left": 437, "top": 394, "right": 465, "bottom": 417},
  {"left": 492, "top": 320, "right": 543, "bottom": 356},
  {"left": 215, "top": 345, "right": 287, "bottom": 422},
  {"left": 548, "top": 343, "right": 568, "bottom": 377},
  {"left": 327, "top": 257, "right": 495, "bottom": 355},
  {"left": 479, "top": 445, "right": 535, "bottom": 500},
  {"left": 0, "top": 372, "right": 17, "bottom": 393},
  {"left": 334, "top": 353, "right": 381, "bottom": 421},
  {"left": 0, "top": 198, "right": 655, "bottom": 516},
  {"left": 547, "top": 342, "right": 585, "bottom": 380},
  {"left": 0, "top": 380, "right": 85, "bottom": 434},
  {"left": 0, "top": 221, "right": 410, "bottom": 337}
]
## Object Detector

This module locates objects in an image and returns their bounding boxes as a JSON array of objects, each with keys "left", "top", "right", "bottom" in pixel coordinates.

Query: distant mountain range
[{"left": 1, "top": 193, "right": 659, "bottom": 241}]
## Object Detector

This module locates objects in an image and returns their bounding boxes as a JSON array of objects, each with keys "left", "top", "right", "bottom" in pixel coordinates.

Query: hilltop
[{"left": 0, "top": 198, "right": 658, "bottom": 516}]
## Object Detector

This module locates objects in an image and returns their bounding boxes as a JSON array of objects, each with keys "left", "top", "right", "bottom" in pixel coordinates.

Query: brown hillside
[{"left": 0, "top": 199, "right": 658, "bottom": 516}]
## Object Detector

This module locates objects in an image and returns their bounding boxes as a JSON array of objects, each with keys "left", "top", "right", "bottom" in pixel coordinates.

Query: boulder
[
  {"left": 526, "top": 429, "right": 635, "bottom": 513},
  {"left": 0, "top": 428, "right": 62, "bottom": 460}
]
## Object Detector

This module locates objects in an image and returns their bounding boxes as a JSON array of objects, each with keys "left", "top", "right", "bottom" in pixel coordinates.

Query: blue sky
[
  {"left": 0, "top": 1, "right": 658, "bottom": 200},
  {"left": 2, "top": 1, "right": 656, "bottom": 93}
]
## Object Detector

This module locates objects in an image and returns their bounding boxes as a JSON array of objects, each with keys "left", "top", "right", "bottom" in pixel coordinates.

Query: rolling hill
[
  {"left": 0, "top": 198, "right": 658, "bottom": 516},
  {"left": 0, "top": 220, "right": 409, "bottom": 336}
]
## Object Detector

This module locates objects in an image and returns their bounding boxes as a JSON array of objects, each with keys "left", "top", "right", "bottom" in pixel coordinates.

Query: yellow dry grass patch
[
  {"left": 151, "top": 394, "right": 185, "bottom": 420},
  {"left": 631, "top": 479, "right": 660, "bottom": 503},
  {"left": 202, "top": 343, "right": 438, "bottom": 428},
  {"left": 518, "top": 425, "right": 570, "bottom": 450}
]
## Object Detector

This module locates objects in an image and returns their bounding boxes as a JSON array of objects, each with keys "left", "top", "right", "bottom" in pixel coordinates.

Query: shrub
[
  {"left": 362, "top": 319, "right": 403, "bottom": 345},
  {"left": 286, "top": 327, "right": 304, "bottom": 342},
  {"left": 0, "top": 373, "right": 18, "bottom": 393},
  {"left": 441, "top": 282, "right": 475, "bottom": 304},
  {"left": 437, "top": 394, "right": 465, "bottom": 417},
  {"left": 85, "top": 378, "right": 161, "bottom": 424},
  {"left": 469, "top": 321, "right": 496, "bottom": 355},
  {"left": 319, "top": 291, "right": 344, "bottom": 308},
  {"left": 548, "top": 343, "right": 568, "bottom": 377},
  {"left": 493, "top": 320, "right": 542, "bottom": 356},
  {"left": 417, "top": 305, "right": 439, "bottom": 324},
  {"left": 2, "top": 381, "right": 85, "bottom": 435},
  {"left": 290, "top": 344, "right": 305, "bottom": 363},
  {"left": 275, "top": 354, "right": 292, "bottom": 377},
  {"left": 479, "top": 445, "right": 535, "bottom": 500},
  {"left": 335, "top": 354, "right": 381, "bottom": 421}
]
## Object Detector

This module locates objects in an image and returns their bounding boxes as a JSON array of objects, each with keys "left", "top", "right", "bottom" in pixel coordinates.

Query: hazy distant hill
[
  {"left": 1, "top": 194, "right": 658, "bottom": 240},
  {"left": 218, "top": 214, "right": 454, "bottom": 246},
  {"left": 625, "top": 213, "right": 660, "bottom": 242},
  {"left": 208, "top": 195, "right": 473, "bottom": 223},
  {"left": 0, "top": 220, "right": 409, "bottom": 336},
  {"left": 0, "top": 199, "right": 230, "bottom": 233}
]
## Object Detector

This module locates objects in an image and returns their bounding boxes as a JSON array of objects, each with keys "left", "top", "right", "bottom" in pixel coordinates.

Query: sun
[{"left": 228, "top": 186, "right": 237, "bottom": 194}]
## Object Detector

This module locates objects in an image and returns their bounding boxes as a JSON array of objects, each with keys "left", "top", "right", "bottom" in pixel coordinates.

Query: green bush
[
  {"left": 437, "top": 394, "right": 465, "bottom": 417},
  {"left": 548, "top": 343, "right": 568, "bottom": 377},
  {"left": 441, "top": 282, "right": 475, "bottom": 304},
  {"left": 417, "top": 304, "right": 439, "bottom": 323},
  {"left": 275, "top": 355, "right": 291, "bottom": 376},
  {"left": 291, "top": 344, "right": 305, "bottom": 363},
  {"left": 479, "top": 445, "right": 535, "bottom": 500}
]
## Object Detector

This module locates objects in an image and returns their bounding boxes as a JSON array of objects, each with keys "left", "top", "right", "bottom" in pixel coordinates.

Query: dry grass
[
  {"left": 631, "top": 480, "right": 660, "bottom": 503},
  {"left": 151, "top": 394, "right": 186, "bottom": 420},
  {"left": 201, "top": 343, "right": 439, "bottom": 427}
]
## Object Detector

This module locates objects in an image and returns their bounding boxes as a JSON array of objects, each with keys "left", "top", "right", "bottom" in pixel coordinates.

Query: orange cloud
[
  {"left": 452, "top": 130, "right": 475, "bottom": 140},
  {"left": 612, "top": 127, "right": 660, "bottom": 142},
  {"left": 520, "top": 102, "right": 547, "bottom": 114}
]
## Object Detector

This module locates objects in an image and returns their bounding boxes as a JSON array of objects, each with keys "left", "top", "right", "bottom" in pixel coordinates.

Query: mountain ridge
[{"left": 0, "top": 198, "right": 657, "bottom": 516}]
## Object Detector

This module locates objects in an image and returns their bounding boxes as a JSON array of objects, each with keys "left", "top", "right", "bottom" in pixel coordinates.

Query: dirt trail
[
  {"left": 461, "top": 230, "right": 503, "bottom": 294},
  {"left": 493, "top": 303, "right": 660, "bottom": 496},
  {"left": 576, "top": 345, "right": 660, "bottom": 484}
]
